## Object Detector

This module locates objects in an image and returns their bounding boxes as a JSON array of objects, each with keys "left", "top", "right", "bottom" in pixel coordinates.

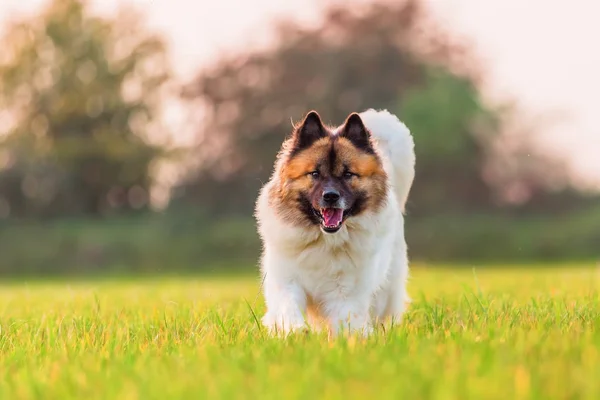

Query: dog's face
[{"left": 273, "top": 111, "right": 388, "bottom": 234}]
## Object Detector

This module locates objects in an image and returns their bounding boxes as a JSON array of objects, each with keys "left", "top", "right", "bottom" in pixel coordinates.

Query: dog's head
[{"left": 272, "top": 110, "right": 388, "bottom": 234}]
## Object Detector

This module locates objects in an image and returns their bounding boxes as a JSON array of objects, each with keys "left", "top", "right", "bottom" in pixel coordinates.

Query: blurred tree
[
  {"left": 0, "top": 0, "right": 170, "bottom": 217},
  {"left": 399, "top": 67, "right": 497, "bottom": 214},
  {"left": 177, "top": 0, "right": 501, "bottom": 215},
  {"left": 178, "top": 0, "right": 578, "bottom": 217}
]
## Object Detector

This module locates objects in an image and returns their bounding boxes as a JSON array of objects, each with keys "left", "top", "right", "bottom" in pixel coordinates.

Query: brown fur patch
[{"left": 282, "top": 138, "right": 331, "bottom": 180}]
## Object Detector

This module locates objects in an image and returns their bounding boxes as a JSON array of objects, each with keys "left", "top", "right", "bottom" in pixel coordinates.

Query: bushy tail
[{"left": 359, "top": 109, "right": 415, "bottom": 213}]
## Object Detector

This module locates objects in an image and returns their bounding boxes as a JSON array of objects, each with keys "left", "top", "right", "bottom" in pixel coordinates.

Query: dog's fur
[{"left": 255, "top": 109, "right": 415, "bottom": 335}]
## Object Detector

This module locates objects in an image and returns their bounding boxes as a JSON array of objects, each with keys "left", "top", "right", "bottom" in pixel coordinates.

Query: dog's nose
[{"left": 322, "top": 190, "right": 340, "bottom": 204}]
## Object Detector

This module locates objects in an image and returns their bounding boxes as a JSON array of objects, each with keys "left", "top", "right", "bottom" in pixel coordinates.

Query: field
[{"left": 1, "top": 264, "right": 599, "bottom": 399}]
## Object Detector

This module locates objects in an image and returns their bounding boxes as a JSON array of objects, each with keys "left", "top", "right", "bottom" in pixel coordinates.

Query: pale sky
[{"left": 1, "top": 0, "right": 599, "bottom": 189}]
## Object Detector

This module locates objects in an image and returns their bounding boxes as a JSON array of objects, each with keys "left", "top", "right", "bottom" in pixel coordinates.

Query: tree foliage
[
  {"left": 0, "top": 0, "right": 170, "bottom": 217},
  {"left": 178, "top": 0, "right": 496, "bottom": 214},
  {"left": 179, "top": 0, "right": 576, "bottom": 217}
]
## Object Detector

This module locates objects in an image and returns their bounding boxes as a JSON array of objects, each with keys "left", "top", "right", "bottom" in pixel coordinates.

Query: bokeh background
[{"left": 0, "top": 0, "right": 598, "bottom": 277}]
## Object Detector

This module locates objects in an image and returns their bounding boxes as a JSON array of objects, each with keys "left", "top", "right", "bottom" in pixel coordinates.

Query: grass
[{"left": 1, "top": 264, "right": 599, "bottom": 399}]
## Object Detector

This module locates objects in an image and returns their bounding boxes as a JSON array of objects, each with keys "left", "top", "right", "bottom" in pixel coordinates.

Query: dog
[{"left": 255, "top": 109, "right": 415, "bottom": 336}]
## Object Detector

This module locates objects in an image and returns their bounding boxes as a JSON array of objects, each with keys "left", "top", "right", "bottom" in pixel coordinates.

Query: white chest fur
[{"left": 259, "top": 195, "right": 403, "bottom": 334}]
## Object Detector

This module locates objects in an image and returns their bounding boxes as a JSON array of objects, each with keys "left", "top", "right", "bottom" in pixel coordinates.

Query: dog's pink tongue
[{"left": 322, "top": 208, "right": 343, "bottom": 227}]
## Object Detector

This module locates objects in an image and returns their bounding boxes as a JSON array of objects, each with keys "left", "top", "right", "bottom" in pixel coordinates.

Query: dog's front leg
[
  {"left": 261, "top": 275, "right": 307, "bottom": 335},
  {"left": 325, "top": 296, "right": 372, "bottom": 337}
]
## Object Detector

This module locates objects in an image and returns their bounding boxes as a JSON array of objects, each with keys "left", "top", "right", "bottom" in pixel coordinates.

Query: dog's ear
[
  {"left": 339, "top": 113, "right": 374, "bottom": 153},
  {"left": 291, "top": 110, "right": 327, "bottom": 153}
]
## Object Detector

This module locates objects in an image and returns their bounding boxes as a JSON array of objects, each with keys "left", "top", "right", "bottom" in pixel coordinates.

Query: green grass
[{"left": 1, "top": 264, "right": 599, "bottom": 399}]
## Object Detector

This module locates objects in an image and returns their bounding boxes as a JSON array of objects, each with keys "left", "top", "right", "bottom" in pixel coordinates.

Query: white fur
[{"left": 255, "top": 109, "right": 415, "bottom": 336}]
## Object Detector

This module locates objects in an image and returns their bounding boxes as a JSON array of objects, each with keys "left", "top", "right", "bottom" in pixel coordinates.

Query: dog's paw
[
  {"left": 330, "top": 322, "right": 374, "bottom": 338},
  {"left": 357, "top": 324, "right": 374, "bottom": 337},
  {"left": 262, "top": 312, "right": 306, "bottom": 335}
]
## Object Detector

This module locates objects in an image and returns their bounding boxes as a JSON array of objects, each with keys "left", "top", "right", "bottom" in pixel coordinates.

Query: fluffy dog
[{"left": 255, "top": 109, "right": 415, "bottom": 335}]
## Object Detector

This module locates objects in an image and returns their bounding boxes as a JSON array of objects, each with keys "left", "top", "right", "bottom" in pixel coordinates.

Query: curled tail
[{"left": 359, "top": 109, "right": 415, "bottom": 213}]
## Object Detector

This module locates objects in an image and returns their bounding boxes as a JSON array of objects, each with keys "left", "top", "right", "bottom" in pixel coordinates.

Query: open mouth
[{"left": 313, "top": 207, "right": 345, "bottom": 233}]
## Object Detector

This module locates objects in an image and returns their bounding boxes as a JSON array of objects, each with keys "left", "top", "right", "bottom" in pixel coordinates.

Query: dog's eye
[
  {"left": 343, "top": 171, "right": 356, "bottom": 179},
  {"left": 309, "top": 171, "right": 320, "bottom": 178}
]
